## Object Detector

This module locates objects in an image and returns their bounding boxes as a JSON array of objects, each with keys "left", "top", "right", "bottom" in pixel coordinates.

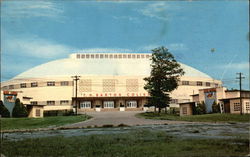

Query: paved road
[{"left": 63, "top": 111, "right": 192, "bottom": 128}]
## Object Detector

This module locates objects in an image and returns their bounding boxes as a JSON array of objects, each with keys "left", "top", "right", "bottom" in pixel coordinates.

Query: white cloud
[
  {"left": 2, "top": 1, "right": 64, "bottom": 19},
  {"left": 2, "top": 35, "right": 75, "bottom": 59},
  {"left": 222, "top": 62, "right": 249, "bottom": 70},
  {"left": 113, "top": 16, "right": 139, "bottom": 22},
  {"left": 139, "top": 43, "right": 188, "bottom": 51},
  {"left": 139, "top": 2, "right": 170, "bottom": 21}
]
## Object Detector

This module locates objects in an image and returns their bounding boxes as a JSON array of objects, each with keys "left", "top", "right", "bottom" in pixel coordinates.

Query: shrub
[
  {"left": 0, "top": 100, "right": 10, "bottom": 117},
  {"left": 44, "top": 110, "right": 74, "bottom": 117},
  {"left": 212, "top": 102, "right": 220, "bottom": 113},
  {"left": 12, "top": 98, "right": 28, "bottom": 117},
  {"left": 194, "top": 102, "right": 206, "bottom": 115}
]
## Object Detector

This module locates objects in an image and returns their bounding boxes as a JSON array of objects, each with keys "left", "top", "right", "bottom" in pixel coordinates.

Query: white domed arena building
[{"left": 1, "top": 52, "right": 222, "bottom": 117}]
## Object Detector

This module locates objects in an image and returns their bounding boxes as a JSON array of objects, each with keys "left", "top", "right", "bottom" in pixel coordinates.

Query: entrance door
[
  {"left": 80, "top": 101, "right": 91, "bottom": 109},
  {"left": 127, "top": 101, "right": 137, "bottom": 108},
  {"left": 103, "top": 101, "right": 114, "bottom": 108}
]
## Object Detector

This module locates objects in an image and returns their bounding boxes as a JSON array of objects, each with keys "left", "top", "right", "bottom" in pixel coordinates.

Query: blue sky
[{"left": 1, "top": 0, "right": 249, "bottom": 89}]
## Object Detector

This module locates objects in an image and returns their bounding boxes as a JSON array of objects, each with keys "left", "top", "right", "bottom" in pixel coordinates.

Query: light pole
[{"left": 72, "top": 75, "right": 81, "bottom": 115}]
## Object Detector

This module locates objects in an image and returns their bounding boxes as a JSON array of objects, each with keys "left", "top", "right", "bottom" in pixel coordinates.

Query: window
[
  {"left": 76, "top": 54, "right": 80, "bottom": 59},
  {"left": 31, "top": 82, "right": 38, "bottom": 87},
  {"left": 31, "top": 101, "right": 38, "bottom": 105},
  {"left": 137, "top": 55, "right": 140, "bottom": 58},
  {"left": 114, "top": 54, "right": 117, "bottom": 58},
  {"left": 127, "top": 101, "right": 137, "bottom": 108},
  {"left": 103, "top": 101, "right": 114, "bottom": 108},
  {"left": 60, "top": 100, "right": 69, "bottom": 105},
  {"left": 182, "top": 107, "right": 187, "bottom": 115},
  {"left": 105, "top": 54, "right": 108, "bottom": 58},
  {"left": 128, "top": 54, "right": 131, "bottom": 58},
  {"left": 47, "top": 81, "right": 55, "bottom": 86},
  {"left": 132, "top": 55, "right": 136, "bottom": 58},
  {"left": 36, "top": 109, "right": 41, "bottom": 117},
  {"left": 80, "top": 101, "right": 91, "bottom": 108},
  {"left": 233, "top": 103, "right": 240, "bottom": 111},
  {"left": 171, "top": 99, "right": 178, "bottom": 104},
  {"left": 123, "top": 54, "right": 127, "bottom": 58},
  {"left": 182, "top": 81, "right": 189, "bottom": 85},
  {"left": 9, "top": 85, "right": 14, "bottom": 89},
  {"left": 109, "top": 54, "right": 113, "bottom": 58},
  {"left": 246, "top": 102, "right": 250, "bottom": 111},
  {"left": 146, "top": 55, "right": 150, "bottom": 58},
  {"left": 60, "top": 81, "right": 69, "bottom": 86},
  {"left": 20, "top": 83, "right": 26, "bottom": 88},
  {"left": 118, "top": 54, "right": 122, "bottom": 58},
  {"left": 81, "top": 54, "right": 85, "bottom": 58},
  {"left": 47, "top": 101, "right": 55, "bottom": 105},
  {"left": 141, "top": 55, "right": 145, "bottom": 58},
  {"left": 206, "top": 82, "right": 211, "bottom": 86},
  {"left": 86, "top": 54, "right": 90, "bottom": 58},
  {"left": 197, "top": 81, "right": 202, "bottom": 86},
  {"left": 215, "top": 83, "right": 218, "bottom": 87},
  {"left": 95, "top": 54, "right": 99, "bottom": 58},
  {"left": 100, "top": 54, "right": 104, "bottom": 58},
  {"left": 91, "top": 54, "right": 94, "bottom": 58}
]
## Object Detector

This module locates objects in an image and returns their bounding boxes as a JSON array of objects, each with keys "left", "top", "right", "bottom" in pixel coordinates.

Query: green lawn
[
  {"left": 2, "top": 129, "right": 248, "bottom": 157},
  {"left": 138, "top": 112, "right": 250, "bottom": 123},
  {"left": 0, "top": 115, "right": 90, "bottom": 131}
]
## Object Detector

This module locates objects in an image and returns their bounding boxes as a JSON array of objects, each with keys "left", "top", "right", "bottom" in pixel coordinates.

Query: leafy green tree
[
  {"left": 212, "top": 102, "right": 220, "bottom": 113},
  {"left": 0, "top": 100, "right": 10, "bottom": 117},
  {"left": 12, "top": 98, "right": 28, "bottom": 117},
  {"left": 144, "top": 46, "right": 184, "bottom": 113}
]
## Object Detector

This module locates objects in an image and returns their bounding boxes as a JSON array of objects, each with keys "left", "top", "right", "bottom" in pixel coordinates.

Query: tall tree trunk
[{"left": 158, "top": 107, "right": 161, "bottom": 114}]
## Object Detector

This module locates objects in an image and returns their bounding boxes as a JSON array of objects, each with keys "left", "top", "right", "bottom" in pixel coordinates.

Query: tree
[
  {"left": 144, "top": 46, "right": 184, "bottom": 113},
  {"left": 12, "top": 98, "right": 28, "bottom": 117},
  {"left": 0, "top": 100, "right": 10, "bottom": 117}
]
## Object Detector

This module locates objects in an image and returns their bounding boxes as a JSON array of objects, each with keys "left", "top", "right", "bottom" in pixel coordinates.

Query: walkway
[{"left": 62, "top": 111, "right": 192, "bottom": 128}]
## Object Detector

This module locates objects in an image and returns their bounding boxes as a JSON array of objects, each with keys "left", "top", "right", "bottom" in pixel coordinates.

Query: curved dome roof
[{"left": 13, "top": 53, "right": 212, "bottom": 79}]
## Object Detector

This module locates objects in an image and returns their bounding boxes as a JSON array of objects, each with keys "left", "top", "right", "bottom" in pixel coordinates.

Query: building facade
[
  {"left": 1, "top": 53, "right": 222, "bottom": 115},
  {"left": 179, "top": 87, "right": 250, "bottom": 116}
]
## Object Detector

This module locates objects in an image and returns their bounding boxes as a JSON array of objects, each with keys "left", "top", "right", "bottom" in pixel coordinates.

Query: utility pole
[
  {"left": 72, "top": 75, "right": 81, "bottom": 115},
  {"left": 236, "top": 73, "right": 245, "bottom": 115}
]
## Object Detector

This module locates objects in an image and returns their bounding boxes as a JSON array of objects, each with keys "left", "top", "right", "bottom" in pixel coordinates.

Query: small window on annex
[
  {"left": 196, "top": 81, "right": 202, "bottom": 86},
  {"left": 20, "top": 83, "right": 26, "bottom": 88},
  {"left": 47, "top": 81, "right": 55, "bottom": 86},
  {"left": 206, "top": 82, "right": 211, "bottom": 87},
  {"left": 36, "top": 109, "right": 41, "bottom": 117},
  {"left": 60, "top": 100, "right": 69, "bottom": 105},
  {"left": 182, "top": 81, "right": 189, "bottom": 85},
  {"left": 60, "top": 81, "right": 69, "bottom": 86},
  {"left": 47, "top": 101, "right": 55, "bottom": 105},
  {"left": 31, "top": 82, "right": 38, "bottom": 87}
]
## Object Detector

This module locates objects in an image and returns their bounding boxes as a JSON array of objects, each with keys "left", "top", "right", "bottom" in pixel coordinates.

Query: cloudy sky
[{"left": 1, "top": 0, "right": 249, "bottom": 89}]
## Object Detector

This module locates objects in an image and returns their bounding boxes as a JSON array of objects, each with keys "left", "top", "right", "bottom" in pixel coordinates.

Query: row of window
[
  {"left": 8, "top": 81, "right": 70, "bottom": 89},
  {"left": 5, "top": 80, "right": 219, "bottom": 90},
  {"left": 234, "top": 102, "right": 250, "bottom": 111},
  {"left": 80, "top": 101, "right": 137, "bottom": 108},
  {"left": 31, "top": 100, "right": 70, "bottom": 106},
  {"left": 181, "top": 81, "right": 218, "bottom": 87},
  {"left": 76, "top": 54, "right": 151, "bottom": 59}
]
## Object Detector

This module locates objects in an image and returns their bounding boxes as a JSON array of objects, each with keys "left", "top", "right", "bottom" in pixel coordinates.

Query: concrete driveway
[{"left": 63, "top": 111, "right": 192, "bottom": 128}]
